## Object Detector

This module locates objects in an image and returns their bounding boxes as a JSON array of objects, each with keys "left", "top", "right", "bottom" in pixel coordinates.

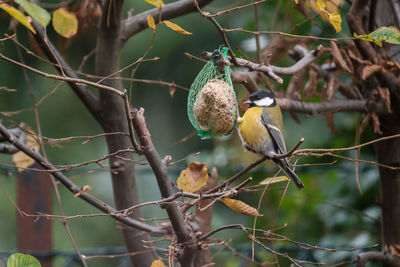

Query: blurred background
[{"left": 0, "top": 0, "right": 381, "bottom": 266}]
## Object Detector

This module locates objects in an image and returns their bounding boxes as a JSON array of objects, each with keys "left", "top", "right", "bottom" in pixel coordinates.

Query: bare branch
[
  {"left": 0, "top": 127, "right": 26, "bottom": 154},
  {"left": 131, "top": 108, "right": 196, "bottom": 266},
  {"left": 204, "top": 45, "right": 322, "bottom": 84},
  {"left": 0, "top": 122, "right": 167, "bottom": 235},
  {"left": 122, "top": 0, "right": 214, "bottom": 43},
  {"left": 0, "top": 52, "right": 124, "bottom": 97},
  {"left": 277, "top": 98, "right": 385, "bottom": 114},
  {"left": 28, "top": 19, "right": 100, "bottom": 120}
]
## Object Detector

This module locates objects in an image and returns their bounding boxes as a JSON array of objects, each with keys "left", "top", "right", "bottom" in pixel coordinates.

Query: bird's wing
[{"left": 261, "top": 109, "right": 287, "bottom": 154}]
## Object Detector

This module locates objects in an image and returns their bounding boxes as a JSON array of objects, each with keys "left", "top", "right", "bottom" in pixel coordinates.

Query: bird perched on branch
[{"left": 237, "top": 90, "right": 304, "bottom": 189}]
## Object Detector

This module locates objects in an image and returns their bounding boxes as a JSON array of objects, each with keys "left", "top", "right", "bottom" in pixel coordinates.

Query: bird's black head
[{"left": 245, "top": 91, "right": 276, "bottom": 108}]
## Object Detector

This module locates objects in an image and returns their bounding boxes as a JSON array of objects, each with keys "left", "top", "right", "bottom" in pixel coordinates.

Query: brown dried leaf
[
  {"left": 261, "top": 35, "right": 311, "bottom": 64},
  {"left": 304, "top": 68, "right": 318, "bottom": 100},
  {"left": 221, "top": 198, "right": 261, "bottom": 217},
  {"left": 12, "top": 131, "right": 40, "bottom": 172},
  {"left": 322, "top": 77, "right": 338, "bottom": 101},
  {"left": 360, "top": 65, "right": 382, "bottom": 80},
  {"left": 325, "top": 113, "right": 338, "bottom": 134},
  {"left": 371, "top": 113, "right": 383, "bottom": 135},
  {"left": 150, "top": 258, "right": 166, "bottom": 267},
  {"left": 74, "top": 185, "right": 92, "bottom": 197},
  {"left": 286, "top": 71, "right": 305, "bottom": 98},
  {"left": 340, "top": 47, "right": 355, "bottom": 73},
  {"left": 377, "top": 87, "right": 392, "bottom": 113},
  {"left": 347, "top": 47, "right": 371, "bottom": 67},
  {"left": 330, "top": 41, "right": 352, "bottom": 73},
  {"left": 177, "top": 162, "right": 208, "bottom": 192},
  {"left": 338, "top": 83, "right": 358, "bottom": 99},
  {"left": 289, "top": 112, "right": 301, "bottom": 124},
  {"left": 389, "top": 244, "right": 400, "bottom": 259}
]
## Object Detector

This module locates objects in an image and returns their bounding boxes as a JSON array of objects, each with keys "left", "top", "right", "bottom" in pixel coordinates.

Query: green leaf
[
  {"left": 0, "top": 3, "right": 36, "bottom": 33},
  {"left": 7, "top": 253, "right": 41, "bottom": 267},
  {"left": 354, "top": 26, "right": 400, "bottom": 47},
  {"left": 52, "top": 7, "right": 78, "bottom": 38},
  {"left": 369, "top": 26, "right": 400, "bottom": 45},
  {"left": 14, "top": 0, "right": 51, "bottom": 27}
]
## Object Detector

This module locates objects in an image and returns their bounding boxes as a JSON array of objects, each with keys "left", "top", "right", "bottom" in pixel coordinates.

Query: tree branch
[
  {"left": 29, "top": 18, "right": 100, "bottom": 120},
  {"left": 122, "top": 0, "right": 213, "bottom": 43},
  {"left": 356, "top": 251, "right": 400, "bottom": 267},
  {"left": 131, "top": 108, "right": 196, "bottom": 266},
  {"left": 204, "top": 45, "right": 322, "bottom": 84},
  {"left": 0, "top": 122, "right": 167, "bottom": 235},
  {"left": 277, "top": 98, "right": 385, "bottom": 114},
  {"left": 0, "top": 127, "right": 26, "bottom": 154}
]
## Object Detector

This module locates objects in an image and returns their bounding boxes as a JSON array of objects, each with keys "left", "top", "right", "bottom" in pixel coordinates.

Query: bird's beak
[{"left": 243, "top": 100, "right": 251, "bottom": 104}]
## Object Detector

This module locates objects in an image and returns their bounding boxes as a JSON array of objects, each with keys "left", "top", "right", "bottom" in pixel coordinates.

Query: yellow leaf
[
  {"left": 328, "top": 11, "right": 342, "bottom": 32},
  {"left": 52, "top": 7, "right": 78, "bottom": 38},
  {"left": 145, "top": 0, "right": 165, "bottom": 8},
  {"left": 309, "top": 0, "right": 343, "bottom": 15},
  {"left": 177, "top": 162, "right": 208, "bottom": 192},
  {"left": 316, "top": 0, "right": 326, "bottom": 10},
  {"left": 163, "top": 20, "right": 192, "bottom": 35},
  {"left": 259, "top": 176, "right": 289, "bottom": 185},
  {"left": 74, "top": 185, "right": 92, "bottom": 197},
  {"left": 0, "top": 3, "right": 36, "bottom": 33},
  {"left": 12, "top": 131, "right": 40, "bottom": 172},
  {"left": 150, "top": 258, "right": 165, "bottom": 267},
  {"left": 294, "top": 0, "right": 299, "bottom": 4},
  {"left": 221, "top": 198, "right": 261, "bottom": 217},
  {"left": 147, "top": 15, "right": 156, "bottom": 31}
]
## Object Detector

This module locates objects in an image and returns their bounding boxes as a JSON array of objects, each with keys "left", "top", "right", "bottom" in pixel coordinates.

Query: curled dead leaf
[
  {"left": 371, "top": 113, "right": 382, "bottom": 135},
  {"left": 389, "top": 244, "right": 400, "bottom": 259},
  {"left": 377, "top": 87, "right": 392, "bottom": 113},
  {"left": 330, "top": 41, "right": 352, "bottom": 73},
  {"left": 304, "top": 68, "right": 318, "bottom": 100},
  {"left": 74, "top": 185, "right": 92, "bottom": 197},
  {"left": 221, "top": 198, "right": 261, "bottom": 217},
  {"left": 177, "top": 162, "right": 208, "bottom": 192},
  {"left": 325, "top": 113, "right": 338, "bottom": 134},
  {"left": 361, "top": 65, "right": 382, "bottom": 80}
]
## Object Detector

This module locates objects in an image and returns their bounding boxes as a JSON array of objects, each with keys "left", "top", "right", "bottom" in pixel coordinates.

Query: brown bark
[
  {"left": 94, "top": 1, "right": 156, "bottom": 265},
  {"left": 348, "top": 1, "right": 400, "bottom": 265}
]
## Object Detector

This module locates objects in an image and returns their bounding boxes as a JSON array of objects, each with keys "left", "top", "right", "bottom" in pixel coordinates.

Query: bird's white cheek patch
[{"left": 254, "top": 97, "right": 274, "bottom": 107}]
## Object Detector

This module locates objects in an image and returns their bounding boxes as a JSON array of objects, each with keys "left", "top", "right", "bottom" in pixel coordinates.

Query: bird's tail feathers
[{"left": 273, "top": 159, "right": 304, "bottom": 190}]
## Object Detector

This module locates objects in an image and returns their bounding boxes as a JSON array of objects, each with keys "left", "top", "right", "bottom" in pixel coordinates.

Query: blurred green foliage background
[{"left": 0, "top": 0, "right": 381, "bottom": 266}]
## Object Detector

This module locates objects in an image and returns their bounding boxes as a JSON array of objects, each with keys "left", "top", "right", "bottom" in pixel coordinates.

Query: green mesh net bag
[{"left": 187, "top": 47, "right": 238, "bottom": 139}]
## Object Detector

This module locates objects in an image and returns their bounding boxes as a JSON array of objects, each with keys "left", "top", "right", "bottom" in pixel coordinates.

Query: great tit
[{"left": 237, "top": 90, "right": 304, "bottom": 189}]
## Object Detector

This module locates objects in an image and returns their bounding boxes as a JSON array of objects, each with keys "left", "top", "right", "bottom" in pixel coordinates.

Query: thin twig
[{"left": 0, "top": 123, "right": 168, "bottom": 235}]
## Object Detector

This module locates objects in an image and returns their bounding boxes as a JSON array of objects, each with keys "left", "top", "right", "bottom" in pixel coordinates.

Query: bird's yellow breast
[
  {"left": 238, "top": 106, "right": 284, "bottom": 154},
  {"left": 238, "top": 107, "right": 269, "bottom": 152}
]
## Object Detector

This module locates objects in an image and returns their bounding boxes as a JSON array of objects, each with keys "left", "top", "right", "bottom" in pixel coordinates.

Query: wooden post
[{"left": 17, "top": 162, "right": 52, "bottom": 267}]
